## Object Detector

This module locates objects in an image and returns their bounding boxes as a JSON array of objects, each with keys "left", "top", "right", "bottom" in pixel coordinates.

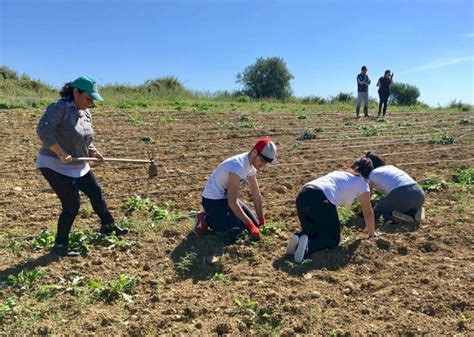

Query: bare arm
[
  {"left": 227, "top": 173, "right": 250, "bottom": 224},
  {"left": 360, "top": 191, "right": 375, "bottom": 236},
  {"left": 227, "top": 173, "right": 260, "bottom": 239},
  {"left": 248, "top": 175, "right": 264, "bottom": 220}
]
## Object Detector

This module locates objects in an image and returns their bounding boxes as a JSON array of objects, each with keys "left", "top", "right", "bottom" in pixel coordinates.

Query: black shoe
[
  {"left": 99, "top": 223, "right": 129, "bottom": 236},
  {"left": 52, "top": 244, "right": 80, "bottom": 257}
]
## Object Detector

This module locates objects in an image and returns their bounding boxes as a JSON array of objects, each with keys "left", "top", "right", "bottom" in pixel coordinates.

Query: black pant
[
  {"left": 378, "top": 91, "right": 389, "bottom": 115},
  {"left": 40, "top": 168, "right": 114, "bottom": 245},
  {"left": 295, "top": 186, "right": 340, "bottom": 256},
  {"left": 202, "top": 197, "right": 258, "bottom": 232}
]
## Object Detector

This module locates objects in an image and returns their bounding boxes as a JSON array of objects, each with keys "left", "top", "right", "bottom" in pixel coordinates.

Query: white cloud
[{"left": 401, "top": 56, "right": 474, "bottom": 73}]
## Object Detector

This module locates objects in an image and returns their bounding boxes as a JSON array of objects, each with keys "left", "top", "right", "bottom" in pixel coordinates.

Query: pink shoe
[{"left": 193, "top": 212, "right": 209, "bottom": 235}]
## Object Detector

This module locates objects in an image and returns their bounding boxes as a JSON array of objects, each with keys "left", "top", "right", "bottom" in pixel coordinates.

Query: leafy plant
[
  {"left": 297, "top": 127, "right": 323, "bottom": 141},
  {"left": 36, "top": 284, "right": 61, "bottom": 300},
  {"left": 235, "top": 298, "right": 258, "bottom": 310},
  {"left": 458, "top": 118, "right": 470, "bottom": 125},
  {"left": 338, "top": 207, "right": 355, "bottom": 226},
  {"left": 0, "top": 297, "right": 16, "bottom": 319},
  {"left": 125, "top": 195, "right": 150, "bottom": 212},
  {"left": 148, "top": 204, "right": 169, "bottom": 221},
  {"left": 88, "top": 274, "right": 138, "bottom": 303},
  {"left": 419, "top": 174, "right": 449, "bottom": 192},
  {"left": 31, "top": 229, "right": 55, "bottom": 250},
  {"left": 68, "top": 230, "right": 92, "bottom": 253},
  {"left": 455, "top": 167, "right": 474, "bottom": 187},
  {"left": 360, "top": 125, "right": 378, "bottom": 137},
  {"left": 175, "top": 252, "right": 198, "bottom": 277},
  {"left": 429, "top": 135, "right": 454, "bottom": 144},
  {"left": 8, "top": 269, "right": 46, "bottom": 291},
  {"left": 212, "top": 273, "right": 227, "bottom": 282},
  {"left": 127, "top": 114, "right": 144, "bottom": 127}
]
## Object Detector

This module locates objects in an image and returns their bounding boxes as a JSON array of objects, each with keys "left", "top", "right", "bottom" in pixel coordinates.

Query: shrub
[
  {"left": 448, "top": 100, "right": 472, "bottom": 112},
  {"left": 236, "top": 57, "right": 294, "bottom": 99},
  {"left": 331, "top": 92, "right": 354, "bottom": 103},
  {"left": 389, "top": 83, "right": 420, "bottom": 105}
]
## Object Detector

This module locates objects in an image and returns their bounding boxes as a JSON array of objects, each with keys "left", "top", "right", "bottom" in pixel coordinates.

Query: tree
[
  {"left": 389, "top": 83, "right": 420, "bottom": 105},
  {"left": 236, "top": 57, "right": 293, "bottom": 99}
]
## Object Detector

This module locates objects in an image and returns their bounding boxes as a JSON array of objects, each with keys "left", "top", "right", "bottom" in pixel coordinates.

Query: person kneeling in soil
[
  {"left": 365, "top": 151, "right": 425, "bottom": 224},
  {"left": 287, "top": 158, "right": 379, "bottom": 263},
  {"left": 194, "top": 137, "right": 278, "bottom": 240},
  {"left": 36, "top": 76, "right": 128, "bottom": 257}
]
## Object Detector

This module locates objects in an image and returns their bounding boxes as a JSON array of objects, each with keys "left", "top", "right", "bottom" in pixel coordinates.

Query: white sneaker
[
  {"left": 286, "top": 234, "right": 299, "bottom": 255},
  {"left": 294, "top": 235, "right": 309, "bottom": 263},
  {"left": 392, "top": 210, "right": 415, "bottom": 223},
  {"left": 415, "top": 207, "right": 425, "bottom": 223}
]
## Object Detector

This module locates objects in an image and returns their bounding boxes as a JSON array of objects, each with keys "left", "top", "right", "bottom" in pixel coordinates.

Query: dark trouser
[
  {"left": 202, "top": 197, "right": 258, "bottom": 232},
  {"left": 374, "top": 183, "right": 425, "bottom": 220},
  {"left": 295, "top": 186, "right": 340, "bottom": 257},
  {"left": 378, "top": 91, "right": 389, "bottom": 115},
  {"left": 40, "top": 168, "right": 114, "bottom": 245}
]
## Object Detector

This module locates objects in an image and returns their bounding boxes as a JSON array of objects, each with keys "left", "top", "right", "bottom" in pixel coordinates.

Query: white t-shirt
[
  {"left": 203, "top": 152, "right": 257, "bottom": 200},
  {"left": 305, "top": 171, "right": 370, "bottom": 207},
  {"left": 369, "top": 165, "right": 416, "bottom": 195}
]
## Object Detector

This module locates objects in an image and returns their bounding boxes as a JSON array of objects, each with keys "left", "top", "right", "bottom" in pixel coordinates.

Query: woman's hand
[
  {"left": 58, "top": 151, "right": 72, "bottom": 164},
  {"left": 89, "top": 149, "right": 104, "bottom": 165}
]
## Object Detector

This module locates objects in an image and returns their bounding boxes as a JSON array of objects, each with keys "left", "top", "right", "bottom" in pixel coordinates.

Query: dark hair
[
  {"left": 384, "top": 70, "right": 391, "bottom": 76},
  {"left": 361, "top": 66, "right": 367, "bottom": 71},
  {"left": 59, "top": 82, "right": 84, "bottom": 99},
  {"left": 351, "top": 157, "right": 373, "bottom": 179},
  {"left": 365, "top": 151, "right": 386, "bottom": 169}
]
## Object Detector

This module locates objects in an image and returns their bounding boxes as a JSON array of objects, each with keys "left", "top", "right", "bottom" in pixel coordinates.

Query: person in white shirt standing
[
  {"left": 194, "top": 137, "right": 278, "bottom": 240},
  {"left": 365, "top": 151, "right": 425, "bottom": 224},
  {"left": 287, "top": 158, "right": 379, "bottom": 263}
]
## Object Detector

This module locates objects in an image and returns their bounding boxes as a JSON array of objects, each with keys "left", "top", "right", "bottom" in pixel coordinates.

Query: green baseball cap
[{"left": 70, "top": 76, "right": 104, "bottom": 101}]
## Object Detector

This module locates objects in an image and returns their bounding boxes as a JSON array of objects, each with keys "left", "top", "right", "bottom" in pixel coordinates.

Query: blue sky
[{"left": 1, "top": 0, "right": 473, "bottom": 106}]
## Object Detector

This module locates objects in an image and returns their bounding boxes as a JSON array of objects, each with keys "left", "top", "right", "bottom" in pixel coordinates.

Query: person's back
[
  {"left": 305, "top": 170, "right": 369, "bottom": 207},
  {"left": 369, "top": 165, "right": 416, "bottom": 195}
]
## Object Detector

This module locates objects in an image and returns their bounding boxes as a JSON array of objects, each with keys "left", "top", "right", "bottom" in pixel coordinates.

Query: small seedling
[
  {"left": 125, "top": 195, "right": 149, "bottom": 212},
  {"left": 297, "top": 128, "right": 323, "bottom": 141},
  {"left": 148, "top": 204, "right": 169, "bottom": 221},
  {"left": 212, "top": 273, "right": 227, "bottom": 282},
  {"left": 235, "top": 298, "right": 258, "bottom": 310},
  {"left": 175, "top": 252, "right": 198, "bottom": 277},
  {"left": 360, "top": 125, "right": 378, "bottom": 137}
]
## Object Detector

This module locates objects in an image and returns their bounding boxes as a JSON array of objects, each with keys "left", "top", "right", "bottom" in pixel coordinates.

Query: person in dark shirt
[
  {"left": 376, "top": 70, "right": 394, "bottom": 117},
  {"left": 356, "top": 66, "right": 371, "bottom": 118}
]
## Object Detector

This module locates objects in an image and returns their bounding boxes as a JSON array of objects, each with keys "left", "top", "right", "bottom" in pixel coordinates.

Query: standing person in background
[
  {"left": 356, "top": 66, "right": 371, "bottom": 118},
  {"left": 377, "top": 70, "right": 394, "bottom": 117},
  {"left": 194, "top": 137, "right": 278, "bottom": 240},
  {"left": 36, "top": 76, "right": 129, "bottom": 257}
]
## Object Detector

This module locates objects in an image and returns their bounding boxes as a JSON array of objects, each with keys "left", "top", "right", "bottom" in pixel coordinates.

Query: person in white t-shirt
[
  {"left": 287, "top": 158, "right": 379, "bottom": 263},
  {"left": 194, "top": 137, "right": 278, "bottom": 240},
  {"left": 365, "top": 151, "right": 425, "bottom": 223}
]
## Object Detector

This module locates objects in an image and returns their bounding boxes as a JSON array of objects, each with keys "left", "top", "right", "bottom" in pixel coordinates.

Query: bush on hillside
[{"left": 389, "top": 83, "right": 420, "bottom": 106}]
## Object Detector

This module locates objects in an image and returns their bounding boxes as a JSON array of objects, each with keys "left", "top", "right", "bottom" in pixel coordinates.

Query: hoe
[{"left": 73, "top": 151, "right": 158, "bottom": 178}]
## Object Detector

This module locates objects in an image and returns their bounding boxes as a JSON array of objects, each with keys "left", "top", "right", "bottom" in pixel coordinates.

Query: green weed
[
  {"left": 419, "top": 174, "right": 449, "bottom": 192},
  {"left": 429, "top": 135, "right": 454, "bottom": 144},
  {"left": 31, "top": 229, "right": 55, "bottom": 250},
  {"left": 125, "top": 194, "right": 150, "bottom": 212},
  {"left": 455, "top": 167, "right": 474, "bottom": 187},
  {"left": 0, "top": 297, "right": 16, "bottom": 319},
  {"left": 297, "top": 127, "right": 323, "bottom": 141},
  {"left": 360, "top": 125, "right": 378, "bottom": 137},
  {"left": 338, "top": 207, "right": 355, "bottom": 226},
  {"left": 88, "top": 274, "right": 138, "bottom": 303},
  {"left": 175, "top": 252, "right": 198, "bottom": 277},
  {"left": 212, "top": 273, "right": 227, "bottom": 282},
  {"left": 8, "top": 269, "right": 46, "bottom": 291}
]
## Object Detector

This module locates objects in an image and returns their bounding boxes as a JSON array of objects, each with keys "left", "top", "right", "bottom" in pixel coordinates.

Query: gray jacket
[{"left": 37, "top": 98, "right": 96, "bottom": 158}]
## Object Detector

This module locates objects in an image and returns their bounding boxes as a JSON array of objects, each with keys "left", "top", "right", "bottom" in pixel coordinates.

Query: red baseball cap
[{"left": 254, "top": 137, "right": 278, "bottom": 165}]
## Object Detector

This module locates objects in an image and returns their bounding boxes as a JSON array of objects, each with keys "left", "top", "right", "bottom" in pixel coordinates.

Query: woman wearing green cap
[{"left": 36, "top": 76, "right": 128, "bottom": 257}]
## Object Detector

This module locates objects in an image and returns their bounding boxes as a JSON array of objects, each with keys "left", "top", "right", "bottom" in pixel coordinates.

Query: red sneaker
[{"left": 193, "top": 212, "right": 209, "bottom": 235}]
